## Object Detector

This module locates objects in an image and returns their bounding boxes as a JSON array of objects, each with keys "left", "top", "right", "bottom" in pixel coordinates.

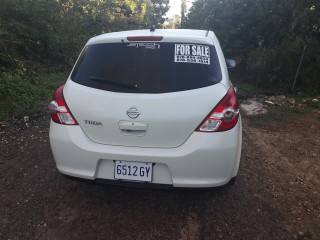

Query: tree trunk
[{"left": 291, "top": 43, "right": 306, "bottom": 92}]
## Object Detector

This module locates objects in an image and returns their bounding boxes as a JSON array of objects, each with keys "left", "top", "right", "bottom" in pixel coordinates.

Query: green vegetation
[
  {"left": 0, "top": 0, "right": 169, "bottom": 73},
  {"left": 232, "top": 77, "right": 269, "bottom": 98},
  {"left": 185, "top": 0, "right": 320, "bottom": 91},
  {"left": 0, "top": 0, "right": 169, "bottom": 118},
  {"left": 1, "top": 0, "right": 319, "bottom": 118},
  {"left": 0, "top": 71, "right": 68, "bottom": 117},
  {"left": 247, "top": 107, "right": 308, "bottom": 128}
]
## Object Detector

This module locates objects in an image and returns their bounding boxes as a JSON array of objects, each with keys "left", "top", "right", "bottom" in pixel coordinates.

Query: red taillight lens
[
  {"left": 49, "top": 85, "right": 78, "bottom": 125},
  {"left": 196, "top": 87, "right": 239, "bottom": 132},
  {"left": 126, "top": 36, "right": 163, "bottom": 41}
]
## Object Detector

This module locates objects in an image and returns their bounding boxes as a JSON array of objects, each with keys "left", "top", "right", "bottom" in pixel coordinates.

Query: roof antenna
[{"left": 150, "top": 26, "right": 155, "bottom": 32}]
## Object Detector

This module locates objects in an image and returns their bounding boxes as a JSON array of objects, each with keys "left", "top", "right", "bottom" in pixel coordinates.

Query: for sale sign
[{"left": 174, "top": 44, "right": 210, "bottom": 65}]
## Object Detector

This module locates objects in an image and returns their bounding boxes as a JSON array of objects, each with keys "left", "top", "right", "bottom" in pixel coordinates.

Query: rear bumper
[{"left": 49, "top": 118, "right": 242, "bottom": 188}]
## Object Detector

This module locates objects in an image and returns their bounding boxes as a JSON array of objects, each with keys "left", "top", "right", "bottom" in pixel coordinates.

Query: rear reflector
[
  {"left": 49, "top": 85, "right": 78, "bottom": 125},
  {"left": 196, "top": 87, "right": 239, "bottom": 132},
  {"left": 127, "top": 36, "right": 163, "bottom": 41}
]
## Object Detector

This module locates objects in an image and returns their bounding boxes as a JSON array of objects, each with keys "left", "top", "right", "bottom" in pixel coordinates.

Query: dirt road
[{"left": 1, "top": 109, "right": 319, "bottom": 240}]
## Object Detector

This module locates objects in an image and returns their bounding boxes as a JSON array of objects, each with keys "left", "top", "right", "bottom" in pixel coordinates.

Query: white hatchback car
[{"left": 49, "top": 29, "right": 242, "bottom": 188}]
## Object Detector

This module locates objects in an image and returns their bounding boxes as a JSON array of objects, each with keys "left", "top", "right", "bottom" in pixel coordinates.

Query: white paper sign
[{"left": 174, "top": 44, "right": 210, "bottom": 65}]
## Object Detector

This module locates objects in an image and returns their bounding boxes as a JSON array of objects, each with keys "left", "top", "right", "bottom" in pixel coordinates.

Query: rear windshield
[{"left": 70, "top": 42, "right": 222, "bottom": 93}]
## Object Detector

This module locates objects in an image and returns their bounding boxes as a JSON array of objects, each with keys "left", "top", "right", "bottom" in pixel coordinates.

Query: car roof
[{"left": 87, "top": 29, "right": 216, "bottom": 45}]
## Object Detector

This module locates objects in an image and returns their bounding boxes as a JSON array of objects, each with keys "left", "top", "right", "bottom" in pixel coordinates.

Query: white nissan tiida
[{"left": 49, "top": 29, "right": 242, "bottom": 188}]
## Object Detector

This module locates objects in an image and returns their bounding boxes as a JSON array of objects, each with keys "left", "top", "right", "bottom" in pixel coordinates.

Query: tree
[
  {"left": 0, "top": 0, "right": 61, "bottom": 71},
  {"left": 185, "top": 0, "right": 320, "bottom": 90},
  {"left": 0, "top": 0, "right": 170, "bottom": 72},
  {"left": 181, "top": 0, "right": 187, "bottom": 28},
  {"left": 146, "top": 0, "right": 170, "bottom": 27},
  {"left": 164, "top": 14, "right": 181, "bottom": 29}
]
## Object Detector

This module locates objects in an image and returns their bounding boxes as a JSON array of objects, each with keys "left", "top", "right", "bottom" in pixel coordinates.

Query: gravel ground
[{"left": 0, "top": 109, "right": 319, "bottom": 240}]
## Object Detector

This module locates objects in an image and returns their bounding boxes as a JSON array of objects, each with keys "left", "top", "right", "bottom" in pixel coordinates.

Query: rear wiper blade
[{"left": 89, "top": 77, "right": 140, "bottom": 90}]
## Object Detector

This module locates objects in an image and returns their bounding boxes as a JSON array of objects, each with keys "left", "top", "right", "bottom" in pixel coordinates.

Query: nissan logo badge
[{"left": 126, "top": 107, "right": 140, "bottom": 119}]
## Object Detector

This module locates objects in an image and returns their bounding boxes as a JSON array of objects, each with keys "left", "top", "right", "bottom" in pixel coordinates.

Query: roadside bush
[{"left": 0, "top": 71, "right": 68, "bottom": 117}]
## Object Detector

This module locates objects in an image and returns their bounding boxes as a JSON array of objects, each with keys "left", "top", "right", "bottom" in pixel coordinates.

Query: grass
[
  {"left": 231, "top": 79, "right": 269, "bottom": 99},
  {"left": 246, "top": 106, "right": 312, "bottom": 129},
  {"left": 231, "top": 72, "right": 320, "bottom": 101},
  {"left": 287, "top": 92, "right": 320, "bottom": 109},
  {"left": 0, "top": 71, "right": 68, "bottom": 118},
  {"left": 231, "top": 75, "right": 319, "bottom": 127},
  {"left": 231, "top": 74, "right": 319, "bottom": 122}
]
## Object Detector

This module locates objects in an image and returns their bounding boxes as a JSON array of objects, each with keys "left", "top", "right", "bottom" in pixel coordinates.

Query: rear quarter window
[{"left": 71, "top": 42, "right": 222, "bottom": 93}]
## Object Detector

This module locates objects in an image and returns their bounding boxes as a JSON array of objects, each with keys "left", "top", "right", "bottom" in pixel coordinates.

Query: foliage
[
  {"left": 231, "top": 77, "right": 268, "bottom": 98},
  {"left": 185, "top": 0, "right": 320, "bottom": 91},
  {"left": 147, "top": 0, "right": 170, "bottom": 27},
  {"left": 0, "top": 0, "right": 169, "bottom": 117},
  {"left": 0, "top": 0, "right": 169, "bottom": 73},
  {"left": 164, "top": 14, "right": 181, "bottom": 29},
  {"left": 180, "top": 0, "right": 188, "bottom": 28},
  {"left": 0, "top": 71, "right": 68, "bottom": 117}
]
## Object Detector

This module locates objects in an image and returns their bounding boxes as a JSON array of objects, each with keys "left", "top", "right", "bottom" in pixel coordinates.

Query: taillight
[
  {"left": 49, "top": 85, "right": 78, "bottom": 125},
  {"left": 126, "top": 36, "right": 163, "bottom": 41},
  {"left": 196, "top": 87, "right": 239, "bottom": 132}
]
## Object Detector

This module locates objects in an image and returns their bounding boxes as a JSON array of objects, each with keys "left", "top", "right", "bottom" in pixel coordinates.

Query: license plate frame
[{"left": 114, "top": 160, "right": 153, "bottom": 182}]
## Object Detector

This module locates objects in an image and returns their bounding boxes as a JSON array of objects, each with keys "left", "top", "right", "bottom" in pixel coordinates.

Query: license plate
[{"left": 114, "top": 160, "right": 153, "bottom": 182}]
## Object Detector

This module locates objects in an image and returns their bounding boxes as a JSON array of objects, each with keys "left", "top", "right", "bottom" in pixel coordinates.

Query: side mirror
[{"left": 226, "top": 59, "right": 236, "bottom": 68}]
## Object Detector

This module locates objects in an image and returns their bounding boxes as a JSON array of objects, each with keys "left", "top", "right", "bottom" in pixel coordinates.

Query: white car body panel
[
  {"left": 50, "top": 117, "right": 242, "bottom": 188},
  {"left": 64, "top": 81, "right": 228, "bottom": 148}
]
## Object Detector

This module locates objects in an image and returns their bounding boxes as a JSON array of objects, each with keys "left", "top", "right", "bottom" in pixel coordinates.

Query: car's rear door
[{"left": 64, "top": 41, "right": 226, "bottom": 148}]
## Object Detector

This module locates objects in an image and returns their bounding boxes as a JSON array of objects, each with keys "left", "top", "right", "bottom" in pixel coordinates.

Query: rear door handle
[{"left": 118, "top": 121, "right": 148, "bottom": 136}]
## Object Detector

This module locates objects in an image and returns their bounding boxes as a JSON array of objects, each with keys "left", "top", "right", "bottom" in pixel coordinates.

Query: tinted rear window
[{"left": 71, "top": 42, "right": 222, "bottom": 93}]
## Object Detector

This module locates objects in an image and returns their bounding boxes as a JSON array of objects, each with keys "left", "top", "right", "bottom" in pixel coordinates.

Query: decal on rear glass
[
  {"left": 174, "top": 44, "right": 210, "bottom": 65},
  {"left": 127, "top": 42, "right": 160, "bottom": 50}
]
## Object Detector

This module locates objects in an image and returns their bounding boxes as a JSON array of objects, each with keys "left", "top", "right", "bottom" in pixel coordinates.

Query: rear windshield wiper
[{"left": 89, "top": 77, "right": 140, "bottom": 90}]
